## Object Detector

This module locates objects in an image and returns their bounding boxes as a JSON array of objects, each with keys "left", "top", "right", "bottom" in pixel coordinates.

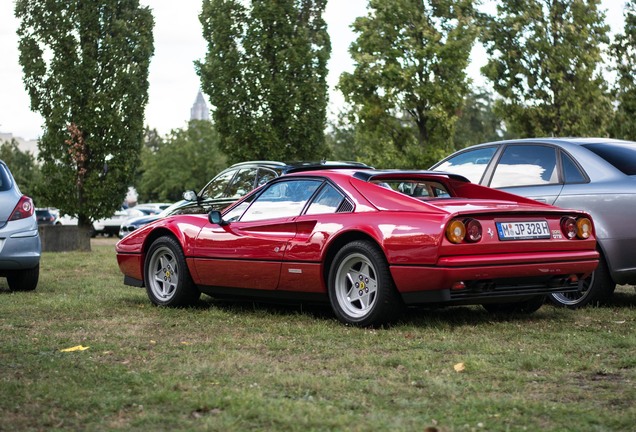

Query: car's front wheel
[
  {"left": 328, "top": 240, "right": 403, "bottom": 326},
  {"left": 7, "top": 264, "right": 39, "bottom": 291},
  {"left": 549, "top": 252, "right": 616, "bottom": 308},
  {"left": 144, "top": 236, "right": 200, "bottom": 306}
]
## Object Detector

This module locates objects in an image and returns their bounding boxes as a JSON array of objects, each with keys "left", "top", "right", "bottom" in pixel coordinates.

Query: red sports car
[{"left": 116, "top": 169, "right": 599, "bottom": 326}]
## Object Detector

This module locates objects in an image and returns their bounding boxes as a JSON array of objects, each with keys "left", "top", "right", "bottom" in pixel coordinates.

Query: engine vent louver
[{"left": 336, "top": 200, "right": 354, "bottom": 213}]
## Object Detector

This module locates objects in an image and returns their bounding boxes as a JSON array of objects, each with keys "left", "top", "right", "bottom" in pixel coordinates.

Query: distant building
[
  {"left": 0, "top": 132, "right": 39, "bottom": 158},
  {"left": 190, "top": 90, "right": 210, "bottom": 121}
]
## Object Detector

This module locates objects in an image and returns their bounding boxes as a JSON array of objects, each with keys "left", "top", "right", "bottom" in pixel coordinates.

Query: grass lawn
[{"left": 1, "top": 238, "right": 634, "bottom": 431}]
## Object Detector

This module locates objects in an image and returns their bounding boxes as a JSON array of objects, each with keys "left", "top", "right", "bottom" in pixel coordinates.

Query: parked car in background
[
  {"left": 116, "top": 168, "right": 598, "bottom": 326},
  {"left": 93, "top": 208, "right": 150, "bottom": 237},
  {"left": 35, "top": 208, "right": 58, "bottom": 225},
  {"left": 118, "top": 160, "right": 371, "bottom": 238},
  {"left": 0, "top": 160, "right": 40, "bottom": 291},
  {"left": 133, "top": 203, "right": 171, "bottom": 214},
  {"left": 432, "top": 138, "right": 636, "bottom": 308}
]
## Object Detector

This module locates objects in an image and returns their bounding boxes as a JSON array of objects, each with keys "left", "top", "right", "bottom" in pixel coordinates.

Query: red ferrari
[{"left": 116, "top": 169, "right": 598, "bottom": 326}]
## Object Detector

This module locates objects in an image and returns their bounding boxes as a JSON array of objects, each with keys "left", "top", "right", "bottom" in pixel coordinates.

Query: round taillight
[
  {"left": 446, "top": 219, "right": 466, "bottom": 244},
  {"left": 561, "top": 217, "right": 577, "bottom": 239},
  {"left": 464, "top": 218, "right": 482, "bottom": 242},
  {"left": 576, "top": 217, "right": 592, "bottom": 239}
]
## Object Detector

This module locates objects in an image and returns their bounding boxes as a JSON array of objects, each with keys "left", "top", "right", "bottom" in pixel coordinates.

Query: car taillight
[
  {"left": 10, "top": 196, "right": 35, "bottom": 221},
  {"left": 561, "top": 216, "right": 592, "bottom": 240},
  {"left": 464, "top": 218, "right": 482, "bottom": 242},
  {"left": 446, "top": 219, "right": 466, "bottom": 244},
  {"left": 446, "top": 218, "right": 483, "bottom": 244},
  {"left": 576, "top": 217, "right": 592, "bottom": 239}
]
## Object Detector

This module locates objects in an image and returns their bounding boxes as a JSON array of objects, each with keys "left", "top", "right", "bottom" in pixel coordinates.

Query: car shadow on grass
[{"left": 117, "top": 284, "right": 635, "bottom": 327}]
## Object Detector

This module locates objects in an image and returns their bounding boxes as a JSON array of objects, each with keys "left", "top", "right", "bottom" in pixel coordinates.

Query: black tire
[
  {"left": 482, "top": 295, "right": 545, "bottom": 314},
  {"left": 7, "top": 264, "right": 39, "bottom": 292},
  {"left": 144, "top": 236, "right": 200, "bottom": 306},
  {"left": 549, "top": 252, "right": 616, "bottom": 309},
  {"left": 328, "top": 240, "right": 404, "bottom": 326}
]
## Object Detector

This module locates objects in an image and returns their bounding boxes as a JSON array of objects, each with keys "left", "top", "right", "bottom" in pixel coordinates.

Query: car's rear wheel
[
  {"left": 328, "top": 240, "right": 403, "bottom": 326},
  {"left": 482, "top": 295, "right": 545, "bottom": 314},
  {"left": 144, "top": 236, "right": 200, "bottom": 306},
  {"left": 7, "top": 264, "right": 39, "bottom": 291},
  {"left": 549, "top": 252, "right": 616, "bottom": 308}
]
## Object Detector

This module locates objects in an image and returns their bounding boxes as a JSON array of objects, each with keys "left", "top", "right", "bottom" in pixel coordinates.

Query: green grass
[{"left": 1, "top": 239, "right": 635, "bottom": 431}]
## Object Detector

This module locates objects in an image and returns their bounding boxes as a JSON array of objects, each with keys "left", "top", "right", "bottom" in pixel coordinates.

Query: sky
[{"left": 0, "top": 0, "right": 627, "bottom": 142}]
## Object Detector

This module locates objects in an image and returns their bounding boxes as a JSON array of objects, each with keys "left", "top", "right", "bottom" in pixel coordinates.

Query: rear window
[
  {"left": 582, "top": 143, "right": 636, "bottom": 175},
  {"left": 0, "top": 163, "right": 13, "bottom": 192}
]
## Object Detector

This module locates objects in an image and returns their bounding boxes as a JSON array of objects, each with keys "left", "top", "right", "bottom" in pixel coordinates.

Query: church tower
[{"left": 190, "top": 90, "right": 210, "bottom": 121}]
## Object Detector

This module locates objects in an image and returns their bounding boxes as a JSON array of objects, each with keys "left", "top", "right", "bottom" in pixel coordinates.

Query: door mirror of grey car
[
  {"left": 183, "top": 190, "right": 197, "bottom": 201},
  {"left": 208, "top": 210, "right": 227, "bottom": 226}
]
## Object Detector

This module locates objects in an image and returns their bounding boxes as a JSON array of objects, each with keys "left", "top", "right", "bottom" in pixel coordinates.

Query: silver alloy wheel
[
  {"left": 147, "top": 245, "right": 180, "bottom": 302},
  {"left": 550, "top": 273, "right": 593, "bottom": 306},
  {"left": 333, "top": 252, "right": 378, "bottom": 319}
]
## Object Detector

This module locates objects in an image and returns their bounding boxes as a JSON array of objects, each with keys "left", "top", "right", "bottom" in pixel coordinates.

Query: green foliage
[
  {"left": 338, "top": 0, "right": 479, "bottom": 168},
  {"left": 609, "top": 0, "right": 636, "bottom": 140},
  {"left": 15, "top": 0, "right": 154, "bottom": 226},
  {"left": 482, "top": 0, "right": 612, "bottom": 138},
  {"left": 0, "top": 139, "right": 42, "bottom": 202},
  {"left": 137, "top": 121, "right": 227, "bottom": 202},
  {"left": 197, "top": 0, "right": 331, "bottom": 163},
  {"left": 453, "top": 87, "right": 511, "bottom": 150}
]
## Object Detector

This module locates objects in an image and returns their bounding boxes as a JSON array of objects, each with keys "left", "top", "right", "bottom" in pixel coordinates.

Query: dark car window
[
  {"left": 241, "top": 179, "right": 322, "bottom": 222},
  {"left": 201, "top": 169, "right": 237, "bottom": 199},
  {"left": 582, "top": 143, "right": 636, "bottom": 175},
  {"left": 257, "top": 168, "right": 278, "bottom": 187},
  {"left": 490, "top": 145, "right": 558, "bottom": 188},
  {"left": 435, "top": 146, "right": 497, "bottom": 184},
  {"left": 306, "top": 184, "right": 345, "bottom": 215},
  {"left": 226, "top": 168, "right": 258, "bottom": 198},
  {"left": 0, "top": 163, "right": 12, "bottom": 191},
  {"left": 561, "top": 152, "right": 587, "bottom": 183}
]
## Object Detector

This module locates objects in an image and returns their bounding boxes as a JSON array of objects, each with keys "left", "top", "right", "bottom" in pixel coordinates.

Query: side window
[
  {"left": 435, "top": 147, "right": 498, "bottom": 183},
  {"left": 223, "top": 196, "right": 255, "bottom": 222},
  {"left": 490, "top": 145, "right": 558, "bottom": 188},
  {"left": 256, "top": 168, "right": 278, "bottom": 187},
  {"left": 240, "top": 179, "right": 322, "bottom": 222},
  {"left": 561, "top": 152, "right": 587, "bottom": 184},
  {"left": 306, "top": 184, "right": 345, "bottom": 215},
  {"left": 201, "top": 169, "right": 236, "bottom": 199},
  {"left": 226, "top": 168, "right": 258, "bottom": 198}
]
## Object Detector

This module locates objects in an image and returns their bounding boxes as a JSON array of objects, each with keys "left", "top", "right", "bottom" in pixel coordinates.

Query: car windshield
[{"left": 582, "top": 143, "right": 636, "bottom": 175}]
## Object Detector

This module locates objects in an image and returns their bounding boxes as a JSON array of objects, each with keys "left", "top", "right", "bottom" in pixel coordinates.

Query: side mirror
[
  {"left": 208, "top": 210, "right": 228, "bottom": 226},
  {"left": 183, "top": 190, "right": 197, "bottom": 201}
]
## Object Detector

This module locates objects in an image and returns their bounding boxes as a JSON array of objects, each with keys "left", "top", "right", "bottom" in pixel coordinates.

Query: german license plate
[{"left": 496, "top": 220, "right": 550, "bottom": 240}]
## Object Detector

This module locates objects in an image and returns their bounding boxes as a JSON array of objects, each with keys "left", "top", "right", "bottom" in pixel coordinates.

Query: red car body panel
[{"left": 116, "top": 169, "right": 599, "bottom": 306}]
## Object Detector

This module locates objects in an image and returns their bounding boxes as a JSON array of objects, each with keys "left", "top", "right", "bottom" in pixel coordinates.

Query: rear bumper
[
  {"left": 391, "top": 251, "right": 598, "bottom": 305},
  {"left": 0, "top": 218, "right": 41, "bottom": 271}
]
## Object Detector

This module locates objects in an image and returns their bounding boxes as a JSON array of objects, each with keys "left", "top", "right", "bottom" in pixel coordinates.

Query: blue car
[
  {"left": 432, "top": 138, "right": 636, "bottom": 308},
  {"left": 0, "top": 160, "right": 40, "bottom": 291}
]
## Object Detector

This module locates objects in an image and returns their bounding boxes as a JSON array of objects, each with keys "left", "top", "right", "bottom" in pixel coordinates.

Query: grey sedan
[
  {"left": 0, "top": 160, "right": 40, "bottom": 291},
  {"left": 432, "top": 138, "right": 636, "bottom": 308}
]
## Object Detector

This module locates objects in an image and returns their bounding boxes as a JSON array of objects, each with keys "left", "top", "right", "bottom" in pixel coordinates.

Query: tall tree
[
  {"left": 482, "top": 0, "right": 611, "bottom": 137},
  {"left": 16, "top": 0, "right": 154, "bottom": 234},
  {"left": 609, "top": 0, "right": 636, "bottom": 140},
  {"left": 0, "top": 139, "right": 41, "bottom": 203},
  {"left": 453, "top": 87, "right": 510, "bottom": 149},
  {"left": 196, "top": 0, "right": 331, "bottom": 163},
  {"left": 137, "top": 121, "right": 227, "bottom": 202},
  {"left": 338, "top": 0, "right": 479, "bottom": 169}
]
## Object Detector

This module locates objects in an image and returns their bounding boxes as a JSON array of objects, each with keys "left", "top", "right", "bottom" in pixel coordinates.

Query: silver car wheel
[
  {"left": 333, "top": 252, "right": 378, "bottom": 319},
  {"left": 147, "top": 245, "right": 180, "bottom": 302}
]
